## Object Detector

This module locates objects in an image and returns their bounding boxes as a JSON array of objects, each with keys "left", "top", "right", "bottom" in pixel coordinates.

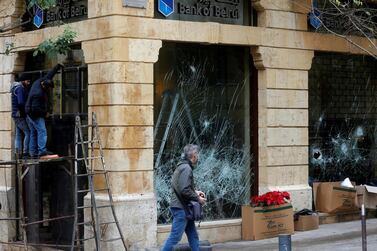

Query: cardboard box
[
  {"left": 313, "top": 182, "right": 357, "bottom": 213},
  {"left": 294, "top": 214, "right": 319, "bottom": 231},
  {"left": 356, "top": 185, "right": 377, "bottom": 209},
  {"left": 242, "top": 204, "right": 294, "bottom": 240}
]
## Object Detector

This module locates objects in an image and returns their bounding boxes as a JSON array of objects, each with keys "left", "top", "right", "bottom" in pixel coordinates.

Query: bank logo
[
  {"left": 158, "top": 0, "right": 174, "bottom": 17},
  {"left": 33, "top": 5, "right": 44, "bottom": 28}
]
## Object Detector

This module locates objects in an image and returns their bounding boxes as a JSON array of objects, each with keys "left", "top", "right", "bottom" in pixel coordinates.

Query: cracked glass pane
[
  {"left": 154, "top": 43, "right": 253, "bottom": 223},
  {"left": 309, "top": 53, "right": 377, "bottom": 184}
]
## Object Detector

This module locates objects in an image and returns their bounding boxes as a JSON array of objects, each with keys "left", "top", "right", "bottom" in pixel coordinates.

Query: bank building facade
[{"left": 0, "top": 0, "right": 377, "bottom": 249}]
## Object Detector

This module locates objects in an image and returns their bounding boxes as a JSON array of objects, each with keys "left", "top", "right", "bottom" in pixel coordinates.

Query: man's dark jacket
[
  {"left": 25, "top": 64, "right": 61, "bottom": 119},
  {"left": 170, "top": 159, "right": 199, "bottom": 209}
]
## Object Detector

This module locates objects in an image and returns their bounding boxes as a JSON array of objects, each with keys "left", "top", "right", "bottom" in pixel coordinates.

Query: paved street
[
  {"left": 212, "top": 219, "right": 377, "bottom": 251},
  {"left": 296, "top": 234, "right": 377, "bottom": 251}
]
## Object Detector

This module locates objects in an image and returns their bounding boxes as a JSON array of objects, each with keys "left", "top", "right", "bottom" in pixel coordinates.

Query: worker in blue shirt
[{"left": 11, "top": 73, "right": 32, "bottom": 158}]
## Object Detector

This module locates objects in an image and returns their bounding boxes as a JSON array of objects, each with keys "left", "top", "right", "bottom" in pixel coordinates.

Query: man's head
[
  {"left": 17, "top": 73, "right": 31, "bottom": 86},
  {"left": 41, "top": 79, "right": 54, "bottom": 90},
  {"left": 183, "top": 144, "right": 199, "bottom": 165}
]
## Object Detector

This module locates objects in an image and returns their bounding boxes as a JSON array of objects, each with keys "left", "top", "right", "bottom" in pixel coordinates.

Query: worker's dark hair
[{"left": 16, "top": 73, "right": 31, "bottom": 82}]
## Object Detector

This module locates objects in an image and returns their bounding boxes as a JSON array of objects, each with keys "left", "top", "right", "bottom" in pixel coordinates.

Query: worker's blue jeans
[
  {"left": 161, "top": 207, "right": 199, "bottom": 251},
  {"left": 26, "top": 116, "right": 47, "bottom": 156},
  {"left": 14, "top": 117, "right": 30, "bottom": 155}
]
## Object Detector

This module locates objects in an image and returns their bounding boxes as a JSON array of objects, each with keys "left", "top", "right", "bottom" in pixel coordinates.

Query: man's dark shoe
[{"left": 22, "top": 153, "right": 30, "bottom": 159}]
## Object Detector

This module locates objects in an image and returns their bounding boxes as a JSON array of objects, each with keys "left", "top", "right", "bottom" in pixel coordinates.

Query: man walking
[
  {"left": 11, "top": 73, "right": 31, "bottom": 158},
  {"left": 25, "top": 64, "right": 63, "bottom": 158},
  {"left": 162, "top": 144, "right": 206, "bottom": 251}
]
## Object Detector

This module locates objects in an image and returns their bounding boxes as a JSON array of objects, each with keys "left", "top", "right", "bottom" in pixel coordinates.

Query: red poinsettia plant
[{"left": 251, "top": 191, "right": 290, "bottom": 207}]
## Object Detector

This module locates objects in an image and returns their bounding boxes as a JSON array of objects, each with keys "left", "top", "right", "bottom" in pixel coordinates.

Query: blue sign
[
  {"left": 33, "top": 5, "right": 44, "bottom": 28},
  {"left": 158, "top": 0, "right": 174, "bottom": 17},
  {"left": 309, "top": 9, "right": 321, "bottom": 30}
]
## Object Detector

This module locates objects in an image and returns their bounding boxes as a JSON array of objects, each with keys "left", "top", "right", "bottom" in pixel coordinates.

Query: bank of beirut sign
[
  {"left": 45, "top": 0, "right": 87, "bottom": 24},
  {"left": 157, "top": 0, "right": 244, "bottom": 25}
]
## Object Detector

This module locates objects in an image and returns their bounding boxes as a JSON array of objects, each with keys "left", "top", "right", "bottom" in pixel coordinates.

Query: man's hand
[
  {"left": 196, "top": 190, "right": 205, "bottom": 198},
  {"left": 198, "top": 196, "right": 206, "bottom": 205},
  {"left": 196, "top": 190, "right": 206, "bottom": 205}
]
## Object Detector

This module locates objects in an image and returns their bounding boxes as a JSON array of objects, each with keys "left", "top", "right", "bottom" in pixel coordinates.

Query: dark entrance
[{"left": 16, "top": 51, "right": 88, "bottom": 247}]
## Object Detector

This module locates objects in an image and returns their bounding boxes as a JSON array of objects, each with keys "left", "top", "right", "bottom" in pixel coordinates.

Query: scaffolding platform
[
  {"left": 0, "top": 156, "right": 73, "bottom": 166},
  {"left": 0, "top": 113, "right": 127, "bottom": 250},
  {"left": 0, "top": 156, "right": 76, "bottom": 250}
]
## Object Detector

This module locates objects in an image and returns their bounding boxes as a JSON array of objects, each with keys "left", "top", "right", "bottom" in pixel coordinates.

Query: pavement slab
[{"left": 212, "top": 219, "right": 377, "bottom": 251}]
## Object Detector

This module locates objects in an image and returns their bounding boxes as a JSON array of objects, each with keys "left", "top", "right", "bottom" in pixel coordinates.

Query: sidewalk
[{"left": 212, "top": 219, "right": 377, "bottom": 250}]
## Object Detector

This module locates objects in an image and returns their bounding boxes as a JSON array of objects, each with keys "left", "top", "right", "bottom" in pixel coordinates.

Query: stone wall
[
  {"left": 0, "top": 0, "right": 25, "bottom": 245},
  {"left": 82, "top": 3, "right": 161, "bottom": 249},
  {"left": 251, "top": 0, "right": 313, "bottom": 211},
  {"left": 252, "top": 46, "right": 313, "bottom": 210}
]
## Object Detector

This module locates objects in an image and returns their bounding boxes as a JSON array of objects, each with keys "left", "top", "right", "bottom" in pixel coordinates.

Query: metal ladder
[{"left": 71, "top": 113, "right": 127, "bottom": 251}]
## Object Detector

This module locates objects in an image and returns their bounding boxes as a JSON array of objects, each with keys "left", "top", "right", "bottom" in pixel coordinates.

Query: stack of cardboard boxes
[
  {"left": 356, "top": 185, "right": 377, "bottom": 209},
  {"left": 294, "top": 213, "right": 319, "bottom": 231},
  {"left": 313, "top": 182, "right": 358, "bottom": 213},
  {"left": 241, "top": 181, "right": 377, "bottom": 241}
]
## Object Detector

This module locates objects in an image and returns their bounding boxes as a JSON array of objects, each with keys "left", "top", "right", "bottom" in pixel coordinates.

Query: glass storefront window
[
  {"left": 154, "top": 43, "right": 253, "bottom": 223},
  {"left": 309, "top": 53, "right": 377, "bottom": 184}
]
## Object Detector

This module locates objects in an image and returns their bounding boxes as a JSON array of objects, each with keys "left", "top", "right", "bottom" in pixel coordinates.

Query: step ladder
[{"left": 71, "top": 113, "right": 127, "bottom": 251}]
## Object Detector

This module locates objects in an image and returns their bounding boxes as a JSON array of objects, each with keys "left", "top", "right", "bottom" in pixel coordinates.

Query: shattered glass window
[
  {"left": 154, "top": 43, "right": 253, "bottom": 223},
  {"left": 309, "top": 52, "right": 377, "bottom": 184}
]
